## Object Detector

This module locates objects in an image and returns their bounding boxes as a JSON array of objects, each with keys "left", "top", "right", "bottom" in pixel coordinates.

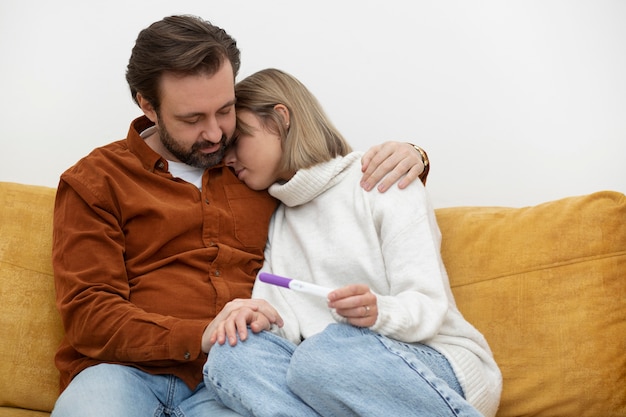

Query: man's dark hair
[{"left": 125, "top": 15, "right": 241, "bottom": 112}]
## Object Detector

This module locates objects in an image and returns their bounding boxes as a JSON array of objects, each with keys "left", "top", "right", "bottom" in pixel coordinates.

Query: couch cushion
[
  {"left": 436, "top": 191, "right": 626, "bottom": 417},
  {"left": 0, "top": 182, "right": 61, "bottom": 413}
]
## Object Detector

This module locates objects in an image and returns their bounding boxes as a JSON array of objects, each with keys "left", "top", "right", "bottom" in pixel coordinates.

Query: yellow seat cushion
[{"left": 436, "top": 191, "right": 626, "bottom": 417}]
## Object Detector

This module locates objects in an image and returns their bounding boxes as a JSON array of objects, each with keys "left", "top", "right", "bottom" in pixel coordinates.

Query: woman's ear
[
  {"left": 274, "top": 104, "right": 290, "bottom": 128},
  {"left": 137, "top": 93, "right": 158, "bottom": 123}
]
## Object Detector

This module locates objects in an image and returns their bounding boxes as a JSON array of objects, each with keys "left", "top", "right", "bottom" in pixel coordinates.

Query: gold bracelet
[{"left": 409, "top": 144, "right": 430, "bottom": 185}]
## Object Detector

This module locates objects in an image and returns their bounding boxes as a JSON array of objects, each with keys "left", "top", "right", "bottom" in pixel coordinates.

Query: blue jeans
[
  {"left": 52, "top": 363, "right": 242, "bottom": 417},
  {"left": 203, "top": 323, "right": 482, "bottom": 417}
]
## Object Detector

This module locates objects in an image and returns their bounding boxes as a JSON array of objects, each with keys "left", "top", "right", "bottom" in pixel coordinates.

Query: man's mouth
[{"left": 199, "top": 143, "right": 221, "bottom": 154}]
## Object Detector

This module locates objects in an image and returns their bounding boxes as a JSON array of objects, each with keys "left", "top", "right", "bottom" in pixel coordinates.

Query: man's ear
[
  {"left": 273, "top": 104, "right": 290, "bottom": 128},
  {"left": 137, "top": 93, "right": 158, "bottom": 123}
]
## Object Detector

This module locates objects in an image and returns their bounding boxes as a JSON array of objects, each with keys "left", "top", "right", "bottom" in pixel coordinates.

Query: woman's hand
[
  {"left": 202, "top": 298, "right": 283, "bottom": 352},
  {"left": 327, "top": 284, "right": 378, "bottom": 328},
  {"left": 360, "top": 141, "right": 425, "bottom": 192}
]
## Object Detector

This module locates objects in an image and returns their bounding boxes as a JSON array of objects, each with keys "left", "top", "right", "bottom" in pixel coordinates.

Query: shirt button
[
  {"left": 184, "top": 352, "right": 191, "bottom": 360},
  {"left": 214, "top": 270, "right": 221, "bottom": 277}
]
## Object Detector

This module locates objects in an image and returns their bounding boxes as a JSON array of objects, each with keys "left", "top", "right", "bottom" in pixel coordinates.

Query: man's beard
[{"left": 158, "top": 122, "right": 228, "bottom": 169}]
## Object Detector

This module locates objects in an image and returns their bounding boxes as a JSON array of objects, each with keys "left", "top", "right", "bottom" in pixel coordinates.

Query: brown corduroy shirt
[{"left": 52, "top": 116, "right": 278, "bottom": 392}]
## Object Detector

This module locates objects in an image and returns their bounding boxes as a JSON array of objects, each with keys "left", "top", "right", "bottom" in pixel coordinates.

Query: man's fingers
[
  {"left": 375, "top": 156, "right": 417, "bottom": 192},
  {"left": 360, "top": 142, "right": 424, "bottom": 192}
]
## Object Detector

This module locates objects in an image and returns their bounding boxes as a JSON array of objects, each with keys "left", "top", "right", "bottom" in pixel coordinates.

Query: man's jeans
[
  {"left": 52, "top": 363, "right": 242, "bottom": 417},
  {"left": 203, "top": 323, "right": 482, "bottom": 417}
]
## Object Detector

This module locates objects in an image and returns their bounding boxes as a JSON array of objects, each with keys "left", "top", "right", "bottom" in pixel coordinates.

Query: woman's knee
[
  {"left": 204, "top": 330, "right": 295, "bottom": 383},
  {"left": 287, "top": 324, "right": 374, "bottom": 392},
  {"left": 204, "top": 335, "right": 255, "bottom": 381}
]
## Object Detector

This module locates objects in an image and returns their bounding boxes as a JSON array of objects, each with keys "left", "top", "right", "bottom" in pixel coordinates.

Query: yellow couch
[{"left": 1, "top": 181, "right": 624, "bottom": 417}]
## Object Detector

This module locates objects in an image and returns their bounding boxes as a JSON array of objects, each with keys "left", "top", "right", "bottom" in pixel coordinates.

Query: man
[{"left": 51, "top": 15, "right": 428, "bottom": 417}]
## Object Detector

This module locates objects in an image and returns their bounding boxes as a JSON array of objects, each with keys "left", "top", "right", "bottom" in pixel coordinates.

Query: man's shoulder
[
  {"left": 62, "top": 116, "right": 153, "bottom": 179},
  {"left": 62, "top": 139, "right": 132, "bottom": 177},
  {"left": 58, "top": 137, "right": 152, "bottom": 205}
]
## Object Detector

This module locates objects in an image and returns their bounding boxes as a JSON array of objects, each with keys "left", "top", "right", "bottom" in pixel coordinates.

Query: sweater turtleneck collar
[{"left": 268, "top": 152, "right": 362, "bottom": 207}]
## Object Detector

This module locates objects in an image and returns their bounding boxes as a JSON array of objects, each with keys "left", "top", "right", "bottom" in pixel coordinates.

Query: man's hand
[
  {"left": 202, "top": 298, "right": 283, "bottom": 352},
  {"left": 327, "top": 284, "right": 378, "bottom": 328},
  {"left": 361, "top": 142, "right": 425, "bottom": 192}
]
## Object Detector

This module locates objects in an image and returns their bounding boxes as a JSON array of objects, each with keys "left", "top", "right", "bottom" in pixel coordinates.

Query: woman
[{"left": 203, "top": 68, "right": 502, "bottom": 417}]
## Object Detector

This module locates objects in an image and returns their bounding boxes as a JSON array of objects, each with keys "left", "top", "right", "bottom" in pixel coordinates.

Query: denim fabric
[
  {"left": 204, "top": 323, "right": 482, "bottom": 417},
  {"left": 51, "top": 363, "right": 242, "bottom": 417}
]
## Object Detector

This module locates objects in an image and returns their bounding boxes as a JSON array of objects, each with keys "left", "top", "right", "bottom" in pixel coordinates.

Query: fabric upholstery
[
  {"left": 436, "top": 191, "right": 626, "bottom": 417},
  {"left": 1, "top": 181, "right": 624, "bottom": 416},
  {"left": 0, "top": 182, "right": 60, "bottom": 415}
]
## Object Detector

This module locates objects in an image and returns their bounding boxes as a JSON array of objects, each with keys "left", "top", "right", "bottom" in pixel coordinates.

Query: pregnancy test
[{"left": 258, "top": 272, "right": 333, "bottom": 298}]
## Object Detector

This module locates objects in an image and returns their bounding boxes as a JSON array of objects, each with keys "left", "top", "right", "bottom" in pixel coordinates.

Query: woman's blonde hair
[{"left": 235, "top": 68, "right": 352, "bottom": 173}]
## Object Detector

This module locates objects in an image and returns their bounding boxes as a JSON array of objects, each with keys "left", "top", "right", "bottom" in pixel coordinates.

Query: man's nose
[{"left": 201, "top": 117, "right": 222, "bottom": 143}]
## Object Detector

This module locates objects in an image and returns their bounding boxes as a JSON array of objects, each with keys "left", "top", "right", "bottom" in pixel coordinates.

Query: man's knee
[{"left": 52, "top": 364, "right": 152, "bottom": 417}]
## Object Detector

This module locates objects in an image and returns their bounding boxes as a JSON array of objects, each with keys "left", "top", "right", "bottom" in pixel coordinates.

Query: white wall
[{"left": 1, "top": 0, "right": 624, "bottom": 208}]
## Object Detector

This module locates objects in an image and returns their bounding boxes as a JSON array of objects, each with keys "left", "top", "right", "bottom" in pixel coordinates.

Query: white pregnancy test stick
[{"left": 258, "top": 272, "right": 333, "bottom": 298}]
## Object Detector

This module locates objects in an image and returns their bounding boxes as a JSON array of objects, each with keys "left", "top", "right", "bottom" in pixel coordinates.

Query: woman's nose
[{"left": 224, "top": 146, "right": 237, "bottom": 166}]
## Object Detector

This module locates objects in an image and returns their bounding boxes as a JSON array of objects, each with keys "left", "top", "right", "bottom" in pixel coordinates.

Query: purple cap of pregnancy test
[{"left": 258, "top": 272, "right": 293, "bottom": 289}]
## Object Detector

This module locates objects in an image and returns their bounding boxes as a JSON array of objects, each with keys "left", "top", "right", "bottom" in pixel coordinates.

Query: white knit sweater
[{"left": 252, "top": 152, "right": 502, "bottom": 417}]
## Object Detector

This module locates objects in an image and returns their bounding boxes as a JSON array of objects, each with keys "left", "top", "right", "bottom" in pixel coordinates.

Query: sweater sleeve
[{"left": 367, "top": 180, "right": 451, "bottom": 343}]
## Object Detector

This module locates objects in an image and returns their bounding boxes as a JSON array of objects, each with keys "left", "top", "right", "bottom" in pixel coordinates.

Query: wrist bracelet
[{"left": 409, "top": 144, "right": 430, "bottom": 185}]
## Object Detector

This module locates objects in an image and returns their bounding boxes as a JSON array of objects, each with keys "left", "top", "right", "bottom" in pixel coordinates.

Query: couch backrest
[
  {"left": 0, "top": 182, "right": 62, "bottom": 412},
  {"left": 436, "top": 191, "right": 626, "bottom": 417}
]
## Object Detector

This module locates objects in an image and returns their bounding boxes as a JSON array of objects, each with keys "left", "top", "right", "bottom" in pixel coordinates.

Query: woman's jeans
[
  {"left": 203, "top": 323, "right": 482, "bottom": 417},
  {"left": 51, "top": 363, "right": 242, "bottom": 417}
]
